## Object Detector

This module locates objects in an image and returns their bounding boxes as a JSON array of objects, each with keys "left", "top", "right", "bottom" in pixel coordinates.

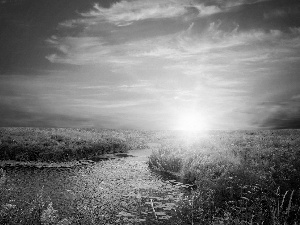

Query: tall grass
[
  {"left": 0, "top": 127, "right": 129, "bottom": 162},
  {"left": 2, "top": 129, "right": 300, "bottom": 224},
  {"left": 148, "top": 130, "right": 300, "bottom": 224}
]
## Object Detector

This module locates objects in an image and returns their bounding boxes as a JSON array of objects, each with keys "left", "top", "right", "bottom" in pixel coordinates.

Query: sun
[{"left": 175, "top": 111, "right": 210, "bottom": 132}]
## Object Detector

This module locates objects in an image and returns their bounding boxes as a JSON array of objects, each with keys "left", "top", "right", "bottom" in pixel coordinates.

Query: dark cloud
[
  {"left": 0, "top": 78, "right": 92, "bottom": 127},
  {"left": 260, "top": 111, "right": 300, "bottom": 129},
  {"left": 259, "top": 99, "right": 300, "bottom": 129},
  {"left": 0, "top": 102, "right": 92, "bottom": 128},
  {"left": 0, "top": 0, "right": 113, "bottom": 75}
]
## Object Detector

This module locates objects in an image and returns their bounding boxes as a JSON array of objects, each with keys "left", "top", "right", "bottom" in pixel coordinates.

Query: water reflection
[
  {"left": 4, "top": 166, "right": 93, "bottom": 217},
  {"left": 3, "top": 159, "right": 187, "bottom": 222}
]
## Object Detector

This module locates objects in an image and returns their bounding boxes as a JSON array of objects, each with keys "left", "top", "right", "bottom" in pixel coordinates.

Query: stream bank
[
  {"left": 0, "top": 143, "right": 161, "bottom": 168},
  {"left": 1, "top": 145, "right": 191, "bottom": 224},
  {"left": 0, "top": 153, "right": 135, "bottom": 168}
]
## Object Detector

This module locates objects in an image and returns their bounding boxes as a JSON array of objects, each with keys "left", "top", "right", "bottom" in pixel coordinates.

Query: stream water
[{"left": 1, "top": 148, "right": 189, "bottom": 223}]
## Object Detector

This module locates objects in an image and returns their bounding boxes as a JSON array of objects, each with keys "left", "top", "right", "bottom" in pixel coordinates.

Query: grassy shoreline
[
  {"left": 0, "top": 127, "right": 130, "bottom": 163},
  {"left": 2, "top": 128, "right": 300, "bottom": 224}
]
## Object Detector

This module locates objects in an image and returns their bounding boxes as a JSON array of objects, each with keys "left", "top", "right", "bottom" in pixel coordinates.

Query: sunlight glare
[{"left": 175, "top": 111, "right": 210, "bottom": 132}]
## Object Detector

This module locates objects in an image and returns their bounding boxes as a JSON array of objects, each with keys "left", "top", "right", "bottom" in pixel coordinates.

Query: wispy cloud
[
  {"left": 47, "top": 0, "right": 300, "bottom": 69},
  {"left": 132, "top": 23, "right": 300, "bottom": 84},
  {"left": 41, "top": 0, "right": 300, "bottom": 129},
  {"left": 79, "top": 0, "right": 221, "bottom": 26},
  {"left": 57, "top": 0, "right": 269, "bottom": 30},
  {"left": 46, "top": 17, "right": 300, "bottom": 95},
  {"left": 223, "top": 0, "right": 270, "bottom": 8},
  {"left": 108, "top": 25, "right": 287, "bottom": 68},
  {"left": 264, "top": 6, "right": 300, "bottom": 19},
  {"left": 48, "top": 21, "right": 296, "bottom": 65},
  {"left": 45, "top": 36, "right": 112, "bottom": 65}
]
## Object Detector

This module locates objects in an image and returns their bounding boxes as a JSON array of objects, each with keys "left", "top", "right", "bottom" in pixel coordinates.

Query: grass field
[
  {"left": 0, "top": 127, "right": 133, "bottom": 162},
  {"left": 1, "top": 128, "right": 300, "bottom": 224},
  {"left": 149, "top": 129, "right": 300, "bottom": 224}
]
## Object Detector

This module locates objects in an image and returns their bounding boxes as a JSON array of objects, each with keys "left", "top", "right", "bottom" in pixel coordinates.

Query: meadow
[
  {"left": 149, "top": 129, "right": 300, "bottom": 224},
  {"left": 1, "top": 128, "right": 300, "bottom": 224},
  {"left": 0, "top": 127, "right": 133, "bottom": 162}
]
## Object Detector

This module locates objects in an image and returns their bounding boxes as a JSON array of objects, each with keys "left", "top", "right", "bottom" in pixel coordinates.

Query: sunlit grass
[
  {"left": 148, "top": 129, "right": 300, "bottom": 224},
  {"left": 1, "top": 129, "right": 300, "bottom": 224}
]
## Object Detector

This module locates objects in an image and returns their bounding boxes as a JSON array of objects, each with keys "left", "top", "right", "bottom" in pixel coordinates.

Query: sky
[{"left": 0, "top": 0, "right": 300, "bottom": 130}]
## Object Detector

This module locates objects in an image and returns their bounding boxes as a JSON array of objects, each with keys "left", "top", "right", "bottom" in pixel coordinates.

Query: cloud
[
  {"left": 132, "top": 22, "right": 300, "bottom": 80},
  {"left": 46, "top": 0, "right": 300, "bottom": 69},
  {"left": 79, "top": 0, "right": 221, "bottom": 26},
  {"left": 260, "top": 106, "right": 300, "bottom": 129},
  {"left": 257, "top": 95, "right": 300, "bottom": 129},
  {"left": 46, "top": 18, "right": 300, "bottom": 82},
  {"left": 292, "top": 94, "right": 300, "bottom": 100},
  {"left": 194, "top": 0, "right": 270, "bottom": 11},
  {"left": 78, "top": 85, "right": 111, "bottom": 90},
  {"left": 134, "top": 22, "right": 291, "bottom": 59},
  {"left": 46, "top": 33, "right": 147, "bottom": 66},
  {"left": 0, "top": 99, "right": 93, "bottom": 128},
  {"left": 264, "top": 9, "right": 287, "bottom": 19},
  {"left": 57, "top": 0, "right": 271, "bottom": 31},
  {"left": 42, "top": 0, "right": 300, "bottom": 130},
  {"left": 45, "top": 36, "right": 111, "bottom": 65},
  {"left": 83, "top": 1, "right": 187, "bottom": 24},
  {"left": 223, "top": 0, "right": 270, "bottom": 8},
  {"left": 0, "top": 0, "right": 26, "bottom": 6},
  {"left": 264, "top": 6, "right": 300, "bottom": 20},
  {"left": 118, "top": 82, "right": 151, "bottom": 89}
]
